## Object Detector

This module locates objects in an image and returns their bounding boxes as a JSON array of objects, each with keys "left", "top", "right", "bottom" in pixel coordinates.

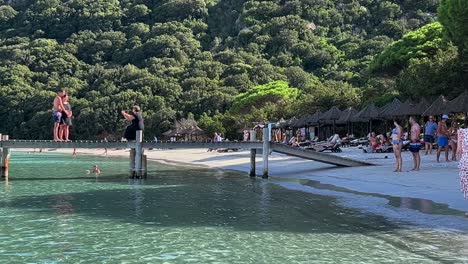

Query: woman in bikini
[
  {"left": 391, "top": 119, "right": 403, "bottom": 172},
  {"left": 449, "top": 122, "right": 459, "bottom": 161}
]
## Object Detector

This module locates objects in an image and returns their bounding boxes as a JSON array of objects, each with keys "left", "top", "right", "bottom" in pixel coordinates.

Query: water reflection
[{"left": 398, "top": 197, "right": 433, "bottom": 214}]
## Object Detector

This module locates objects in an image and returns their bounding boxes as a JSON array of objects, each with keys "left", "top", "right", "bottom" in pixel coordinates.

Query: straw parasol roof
[
  {"left": 396, "top": 99, "right": 416, "bottom": 116},
  {"left": 306, "top": 112, "right": 322, "bottom": 125},
  {"left": 291, "top": 115, "right": 311, "bottom": 128},
  {"left": 422, "top": 95, "right": 450, "bottom": 116},
  {"left": 356, "top": 103, "right": 380, "bottom": 121},
  {"left": 181, "top": 125, "right": 204, "bottom": 135},
  {"left": 337, "top": 107, "right": 362, "bottom": 124},
  {"left": 415, "top": 98, "right": 431, "bottom": 115},
  {"left": 379, "top": 98, "right": 402, "bottom": 119},
  {"left": 321, "top": 106, "right": 342, "bottom": 121},
  {"left": 449, "top": 90, "right": 468, "bottom": 113}
]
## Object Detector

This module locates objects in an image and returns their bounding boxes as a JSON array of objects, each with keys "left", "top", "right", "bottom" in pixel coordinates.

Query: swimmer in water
[{"left": 93, "top": 165, "right": 101, "bottom": 174}]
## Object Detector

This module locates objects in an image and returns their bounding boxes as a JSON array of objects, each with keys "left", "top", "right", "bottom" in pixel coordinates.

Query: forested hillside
[{"left": 0, "top": 0, "right": 442, "bottom": 139}]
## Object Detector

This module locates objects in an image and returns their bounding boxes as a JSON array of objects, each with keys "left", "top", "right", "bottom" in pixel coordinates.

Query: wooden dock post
[
  {"left": 129, "top": 149, "right": 136, "bottom": 178},
  {"left": 1, "top": 147, "right": 10, "bottom": 178},
  {"left": 262, "top": 128, "right": 269, "bottom": 178},
  {"left": 250, "top": 149, "right": 256, "bottom": 177},
  {"left": 135, "top": 130, "right": 143, "bottom": 178},
  {"left": 142, "top": 155, "right": 148, "bottom": 178}
]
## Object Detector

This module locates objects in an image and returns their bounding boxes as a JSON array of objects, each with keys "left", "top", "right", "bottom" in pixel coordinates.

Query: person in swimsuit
[
  {"left": 52, "top": 89, "right": 66, "bottom": 141},
  {"left": 409, "top": 116, "right": 422, "bottom": 171},
  {"left": 449, "top": 122, "right": 459, "bottom": 161},
  {"left": 59, "top": 94, "right": 72, "bottom": 141},
  {"left": 368, "top": 132, "right": 380, "bottom": 152},
  {"left": 121, "top": 106, "right": 144, "bottom": 141},
  {"left": 436, "top": 114, "right": 450, "bottom": 162},
  {"left": 392, "top": 119, "right": 403, "bottom": 172}
]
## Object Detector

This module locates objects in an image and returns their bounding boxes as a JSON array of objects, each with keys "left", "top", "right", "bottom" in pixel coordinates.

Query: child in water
[
  {"left": 93, "top": 165, "right": 101, "bottom": 174},
  {"left": 86, "top": 165, "right": 101, "bottom": 175}
]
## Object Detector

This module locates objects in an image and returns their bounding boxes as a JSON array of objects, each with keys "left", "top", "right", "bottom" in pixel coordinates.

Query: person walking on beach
[
  {"left": 392, "top": 119, "right": 403, "bottom": 172},
  {"left": 52, "top": 89, "right": 66, "bottom": 141},
  {"left": 436, "top": 115, "right": 450, "bottom": 163},
  {"left": 456, "top": 119, "right": 468, "bottom": 217},
  {"left": 121, "top": 106, "right": 144, "bottom": 141},
  {"left": 449, "top": 122, "right": 459, "bottom": 161},
  {"left": 409, "top": 116, "right": 422, "bottom": 171},
  {"left": 59, "top": 93, "right": 72, "bottom": 141},
  {"left": 424, "top": 116, "right": 437, "bottom": 155}
]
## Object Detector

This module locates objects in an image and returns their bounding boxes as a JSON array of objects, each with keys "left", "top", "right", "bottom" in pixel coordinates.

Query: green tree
[{"left": 439, "top": 0, "right": 468, "bottom": 74}]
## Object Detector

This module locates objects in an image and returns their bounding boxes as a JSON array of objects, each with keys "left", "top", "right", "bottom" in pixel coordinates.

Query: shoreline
[{"left": 12, "top": 147, "right": 468, "bottom": 212}]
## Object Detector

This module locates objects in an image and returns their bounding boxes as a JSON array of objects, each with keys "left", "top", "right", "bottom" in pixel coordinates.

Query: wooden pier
[{"left": 0, "top": 129, "right": 372, "bottom": 179}]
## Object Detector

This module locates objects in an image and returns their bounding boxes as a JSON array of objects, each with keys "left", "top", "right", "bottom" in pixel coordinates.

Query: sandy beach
[{"left": 24, "top": 145, "right": 466, "bottom": 213}]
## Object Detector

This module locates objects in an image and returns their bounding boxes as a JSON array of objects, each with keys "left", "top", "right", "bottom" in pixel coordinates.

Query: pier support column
[
  {"left": 262, "top": 128, "right": 269, "bottom": 178},
  {"left": 250, "top": 149, "right": 256, "bottom": 177},
  {"left": 1, "top": 148, "right": 11, "bottom": 178},
  {"left": 142, "top": 155, "right": 148, "bottom": 178},
  {"left": 129, "top": 149, "right": 136, "bottom": 178},
  {"left": 135, "top": 130, "right": 143, "bottom": 178},
  {"left": 250, "top": 129, "right": 256, "bottom": 142}
]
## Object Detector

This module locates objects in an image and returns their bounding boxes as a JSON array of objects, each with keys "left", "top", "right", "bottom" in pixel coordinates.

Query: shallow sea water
[{"left": 0, "top": 152, "right": 467, "bottom": 263}]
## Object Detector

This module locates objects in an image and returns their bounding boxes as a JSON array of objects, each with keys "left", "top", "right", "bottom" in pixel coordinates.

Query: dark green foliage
[
  {"left": 369, "top": 22, "right": 444, "bottom": 75},
  {"left": 0, "top": 0, "right": 440, "bottom": 139}
]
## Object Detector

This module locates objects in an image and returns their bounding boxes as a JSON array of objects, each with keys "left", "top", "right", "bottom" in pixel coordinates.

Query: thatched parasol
[
  {"left": 291, "top": 115, "right": 310, "bottom": 128},
  {"left": 379, "top": 98, "right": 402, "bottom": 119},
  {"left": 321, "top": 106, "right": 342, "bottom": 133},
  {"left": 337, "top": 107, "right": 363, "bottom": 134},
  {"left": 306, "top": 112, "right": 322, "bottom": 126},
  {"left": 449, "top": 90, "right": 468, "bottom": 113},
  {"left": 422, "top": 95, "right": 450, "bottom": 116},
  {"left": 337, "top": 108, "right": 359, "bottom": 124},
  {"left": 356, "top": 103, "right": 381, "bottom": 133},
  {"left": 396, "top": 99, "right": 416, "bottom": 116}
]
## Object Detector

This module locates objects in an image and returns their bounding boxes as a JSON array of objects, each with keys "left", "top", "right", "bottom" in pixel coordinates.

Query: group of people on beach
[{"left": 389, "top": 115, "right": 464, "bottom": 173}]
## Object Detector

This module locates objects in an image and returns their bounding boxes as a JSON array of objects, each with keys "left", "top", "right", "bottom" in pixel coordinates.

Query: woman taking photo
[{"left": 121, "top": 106, "right": 144, "bottom": 141}]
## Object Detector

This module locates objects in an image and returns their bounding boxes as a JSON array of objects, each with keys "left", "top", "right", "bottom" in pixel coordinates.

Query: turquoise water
[{"left": 0, "top": 152, "right": 467, "bottom": 263}]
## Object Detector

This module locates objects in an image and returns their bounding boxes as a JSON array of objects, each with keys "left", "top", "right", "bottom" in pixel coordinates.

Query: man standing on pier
[{"left": 52, "top": 89, "right": 66, "bottom": 141}]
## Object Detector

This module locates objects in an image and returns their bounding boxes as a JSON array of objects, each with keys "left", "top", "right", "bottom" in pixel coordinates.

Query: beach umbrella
[
  {"left": 422, "top": 95, "right": 450, "bottom": 116},
  {"left": 337, "top": 107, "right": 362, "bottom": 134},
  {"left": 379, "top": 98, "right": 402, "bottom": 119},
  {"left": 356, "top": 103, "right": 381, "bottom": 133},
  {"left": 415, "top": 98, "right": 431, "bottom": 116},
  {"left": 397, "top": 99, "right": 417, "bottom": 116},
  {"left": 321, "top": 106, "right": 342, "bottom": 133},
  {"left": 292, "top": 115, "right": 310, "bottom": 128},
  {"left": 449, "top": 90, "right": 468, "bottom": 113},
  {"left": 305, "top": 112, "right": 322, "bottom": 139}
]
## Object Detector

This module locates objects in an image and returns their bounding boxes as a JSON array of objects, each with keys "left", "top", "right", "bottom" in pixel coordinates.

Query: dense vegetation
[{"left": 0, "top": 0, "right": 456, "bottom": 140}]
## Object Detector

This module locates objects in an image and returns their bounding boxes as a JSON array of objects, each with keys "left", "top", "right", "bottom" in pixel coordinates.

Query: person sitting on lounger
[{"left": 368, "top": 132, "right": 381, "bottom": 152}]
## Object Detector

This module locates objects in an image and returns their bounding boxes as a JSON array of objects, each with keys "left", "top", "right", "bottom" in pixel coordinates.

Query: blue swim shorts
[
  {"left": 409, "top": 143, "right": 421, "bottom": 153},
  {"left": 437, "top": 136, "right": 449, "bottom": 147},
  {"left": 52, "top": 110, "right": 62, "bottom": 123}
]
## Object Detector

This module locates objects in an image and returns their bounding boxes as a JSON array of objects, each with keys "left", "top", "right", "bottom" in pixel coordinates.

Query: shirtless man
[
  {"left": 409, "top": 116, "right": 422, "bottom": 171},
  {"left": 436, "top": 115, "right": 450, "bottom": 162},
  {"left": 52, "top": 89, "right": 66, "bottom": 141}
]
